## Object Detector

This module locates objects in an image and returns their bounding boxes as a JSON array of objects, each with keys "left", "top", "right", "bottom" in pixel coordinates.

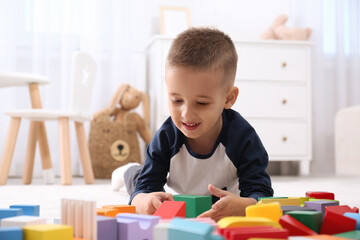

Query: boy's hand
[
  {"left": 197, "top": 184, "right": 257, "bottom": 222},
  {"left": 131, "top": 192, "right": 174, "bottom": 215}
]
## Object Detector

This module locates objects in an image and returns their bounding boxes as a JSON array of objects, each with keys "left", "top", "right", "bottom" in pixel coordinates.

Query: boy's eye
[
  {"left": 172, "top": 99, "right": 183, "bottom": 103},
  {"left": 197, "top": 102, "right": 209, "bottom": 106}
]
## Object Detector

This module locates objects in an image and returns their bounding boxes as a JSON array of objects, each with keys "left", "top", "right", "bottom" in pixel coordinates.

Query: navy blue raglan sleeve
[
  {"left": 225, "top": 111, "right": 274, "bottom": 200},
  {"left": 128, "top": 122, "right": 173, "bottom": 204}
]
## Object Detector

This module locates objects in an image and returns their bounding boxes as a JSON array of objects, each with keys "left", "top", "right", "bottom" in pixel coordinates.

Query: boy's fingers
[
  {"left": 197, "top": 209, "right": 213, "bottom": 219},
  {"left": 152, "top": 197, "right": 164, "bottom": 210},
  {"left": 208, "top": 184, "right": 228, "bottom": 198},
  {"left": 212, "top": 199, "right": 225, "bottom": 211}
]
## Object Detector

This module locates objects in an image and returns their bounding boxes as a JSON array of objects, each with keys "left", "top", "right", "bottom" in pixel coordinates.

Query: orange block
[
  {"left": 102, "top": 205, "right": 136, "bottom": 214},
  {"left": 96, "top": 208, "right": 118, "bottom": 218},
  {"left": 307, "top": 235, "right": 349, "bottom": 239}
]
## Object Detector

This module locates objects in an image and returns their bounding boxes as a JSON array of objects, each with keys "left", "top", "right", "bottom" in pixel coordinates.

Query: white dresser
[{"left": 146, "top": 36, "right": 312, "bottom": 175}]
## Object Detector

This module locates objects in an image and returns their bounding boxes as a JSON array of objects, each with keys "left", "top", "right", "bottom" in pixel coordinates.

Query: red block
[
  {"left": 326, "top": 205, "right": 358, "bottom": 215},
  {"left": 279, "top": 214, "right": 318, "bottom": 236},
  {"left": 352, "top": 207, "right": 359, "bottom": 213},
  {"left": 320, "top": 211, "right": 356, "bottom": 235},
  {"left": 228, "top": 227, "right": 289, "bottom": 240},
  {"left": 219, "top": 226, "right": 274, "bottom": 239},
  {"left": 306, "top": 191, "right": 335, "bottom": 200},
  {"left": 153, "top": 201, "right": 186, "bottom": 219}
]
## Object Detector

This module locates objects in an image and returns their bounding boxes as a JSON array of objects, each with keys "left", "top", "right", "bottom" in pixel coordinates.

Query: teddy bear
[
  {"left": 89, "top": 84, "right": 152, "bottom": 178},
  {"left": 260, "top": 14, "right": 312, "bottom": 41}
]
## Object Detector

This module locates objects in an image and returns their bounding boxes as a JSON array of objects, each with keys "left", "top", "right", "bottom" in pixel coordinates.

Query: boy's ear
[{"left": 224, "top": 86, "right": 239, "bottom": 109}]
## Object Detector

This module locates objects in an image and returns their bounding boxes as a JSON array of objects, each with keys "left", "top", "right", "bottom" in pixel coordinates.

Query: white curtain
[
  {"left": 290, "top": 0, "right": 360, "bottom": 175},
  {"left": 0, "top": 0, "right": 147, "bottom": 177}
]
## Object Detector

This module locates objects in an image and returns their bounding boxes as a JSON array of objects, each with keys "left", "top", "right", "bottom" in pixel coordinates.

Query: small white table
[{"left": 0, "top": 72, "right": 53, "bottom": 184}]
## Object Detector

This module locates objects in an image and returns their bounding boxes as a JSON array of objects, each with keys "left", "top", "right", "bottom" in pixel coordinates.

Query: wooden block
[
  {"left": 326, "top": 205, "right": 358, "bottom": 215},
  {"left": 246, "top": 202, "right": 283, "bottom": 223},
  {"left": 173, "top": 195, "right": 212, "bottom": 218},
  {"left": 308, "top": 199, "right": 339, "bottom": 204},
  {"left": 288, "top": 197, "right": 311, "bottom": 207},
  {"left": 344, "top": 213, "right": 360, "bottom": 230},
  {"left": 334, "top": 230, "right": 360, "bottom": 239},
  {"left": 23, "top": 224, "right": 73, "bottom": 240},
  {"left": 279, "top": 214, "right": 318, "bottom": 236},
  {"left": 188, "top": 217, "right": 218, "bottom": 233},
  {"left": 306, "top": 235, "right": 350, "bottom": 239},
  {"left": 304, "top": 200, "right": 339, "bottom": 214},
  {"left": 102, "top": 205, "right": 136, "bottom": 214},
  {"left": 259, "top": 198, "right": 300, "bottom": 206},
  {"left": 227, "top": 227, "right": 289, "bottom": 240},
  {"left": 153, "top": 222, "right": 170, "bottom": 240},
  {"left": 97, "top": 215, "right": 117, "bottom": 240},
  {"left": 285, "top": 211, "right": 323, "bottom": 233},
  {"left": 168, "top": 217, "right": 218, "bottom": 240},
  {"left": 10, "top": 204, "right": 40, "bottom": 216},
  {"left": 96, "top": 208, "right": 118, "bottom": 218},
  {"left": 353, "top": 207, "right": 359, "bottom": 213},
  {"left": 0, "top": 208, "right": 22, "bottom": 220},
  {"left": 0, "top": 215, "right": 46, "bottom": 227},
  {"left": 257, "top": 197, "right": 288, "bottom": 201},
  {"left": 153, "top": 201, "right": 186, "bottom": 219},
  {"left": 116, "top": 213, "right": 160, "bottom": 240},
  {"left": 219, "top": 226, "right": 274, "bottom": 239},
  {"left": 281, "top": 205, "right": 316, "bottom": 213},
  {"left": 305, "top": 192, "right": 335, "bottom": 200},
  {"left": 217, "top": 216, "right": 282, "bottom": 229},
  {"left": 320, "top": 211, "right": 356, "bottom": 235},
  {"left": 0, "top": 227, "right": 23, "bottom": 240}
]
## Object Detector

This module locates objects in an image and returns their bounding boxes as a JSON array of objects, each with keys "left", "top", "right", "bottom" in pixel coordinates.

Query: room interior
[{"left": 0, "top": 0, "right": 359, "bottom": 229}]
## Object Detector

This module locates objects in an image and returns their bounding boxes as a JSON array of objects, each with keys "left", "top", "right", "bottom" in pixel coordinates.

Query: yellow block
[
  {"left": 23, "top": 224, "right": 73, "bottom": 240},
  {"left": 288, "top": 197, "right": 310, "bottom": 206},
  {"left": 246, "top": 202, "right": 283, "bottom": 222},
  {"left": 217, "top": 216, "right": 282, "bottom": 229},
  {"left": 258, "top": 198, "right": 300, "bottom": 206},
  {"left": 102, "top": 204, "right": 136, "bottom": 213}
]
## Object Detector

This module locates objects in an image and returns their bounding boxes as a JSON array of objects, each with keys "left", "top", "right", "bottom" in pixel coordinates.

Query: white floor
[{"left": 0, "top": 176, "right": 359, "bottom": 223}]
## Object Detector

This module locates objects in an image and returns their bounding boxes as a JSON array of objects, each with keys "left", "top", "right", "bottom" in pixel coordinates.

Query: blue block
[
  {"left": 10, "top": 204, "right": 40, "bottom": 216},
  {"left": 344, "top": 212, "right": 360, "bottom": 230},
  {"left": 0, "top": 227, "right": 23, "bottom": 240},
  {"left": 169, "top": 218, "right": 223, "bottom": 240},
  {"left": 97, "top": 216, "right": 117, "bottom": 240},
  {"left": 0, "top": 209, "right": 23, "bottom": 220}
]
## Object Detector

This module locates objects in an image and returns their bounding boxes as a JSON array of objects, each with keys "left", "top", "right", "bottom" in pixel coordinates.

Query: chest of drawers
[{"left": 146, "top": 36, "right": 312, "bottom": 175}]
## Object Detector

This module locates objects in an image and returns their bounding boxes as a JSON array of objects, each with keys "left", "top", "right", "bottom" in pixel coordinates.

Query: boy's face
[{"left": 165, "top": 66, "right": 232, "bottom": 143}]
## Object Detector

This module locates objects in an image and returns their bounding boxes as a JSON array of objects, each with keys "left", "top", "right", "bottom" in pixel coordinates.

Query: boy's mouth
[{"left": 182, "top": 122, "right": 200, "bottom": 130}]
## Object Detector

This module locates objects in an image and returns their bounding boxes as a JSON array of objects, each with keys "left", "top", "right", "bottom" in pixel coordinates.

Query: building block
[
  {"left": 305, "top": 192, "right": 335, "bottom": 200},
  {"left": 116, "top": 213, "right": 161, "bottom": 240},
  {"left": 258, "top": 198, "right": 300, "bottom": 206},
  {"left": 22, "top": 224, "right": 73, "bottom": 240},
  {"left": 188, "top": 217, "right": 218, "bottom": 233},
  {"left": 10, "top": 204, "right": 40, "bottom": 216},
  {"left": 173, "top": 195, "right": 212, "bottom": 218},
  {"left": 168, "top": 217, "right": 221, "bottom": 240},
  {"left": 246, "top": 202, "right": 283, "bottom": 222},
  {"left": 102, "top": 205, "right": 136, "bottom": 214},
  {"left": 217, "top": 216, "right": 282, "bottom": 229},
  {"left": 320, "top": 211, "right": 356, "bottom": 234},
  {"left": 153, "top": 201, "right": 186, "bottom": 219},
  {"left": 219, "top": 226, "right": 274, "bottom": 238},
  {"left": 281, "top": 205, "right": 316, "bottom": 213},
  {"left": 285, "top": 211, "right": 323, "bottom": 233},
  {"left": 279, "top": 214, "right": 318, "bottom": 236},
  {"left": 325, "top": 205, "right": 358, "bottom": 215},
  {"left": 0, "top": 227, "right": 23, "bottom": 240},
  {"left": 353, "top": 207, "right": 359, "bottom": 213},
  {"left": 304, "top": 200, "right": 339, "bottom": 214},
  {"left": 306, "top": 235, "right": 350, "bottom": 239},
  {"left": 0, "top": 215, "right": 46, "bottom": 227},
  {"left": 334, "top": 230, "right": 360, "bottom": 239},
  {"left": 257, "top": 197, "right": 288, "bottom": 201},
  {"left": 97, "top": 208, "right": 118, "bottom": 218},
  {"left": 153, "top": 222, "right": 171, "bottom": 240},
  {"left": 308, "top": 199, "right": 339, "bottom": 204},
  {"left": 0, "top": 208, "right": 22, "bottom": 220},
  {"left": 288, "top": 197, "right": 311, "bottom": 207},
  {"left": 227, "top": 227, "right": 289, "bottom": 240},
  {"left": 343, "top": 213, "right": 360, "bottom": 230},
  {"left": 97, "top": 215, "right": 117, "bottom": 240}
]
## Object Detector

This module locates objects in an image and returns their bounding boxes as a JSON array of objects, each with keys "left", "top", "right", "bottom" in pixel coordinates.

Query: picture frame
[{"left": 160, "top": 6, "right": 191, "bottom": 37}]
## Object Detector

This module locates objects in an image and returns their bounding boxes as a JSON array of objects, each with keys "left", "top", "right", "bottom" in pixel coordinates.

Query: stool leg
[
  {"left": 59, "top": 117, "right": 72, "bottom": 185},
  {"left": 0, "top": 117, "right": 21, "bottom": 185},
  {"left": 23, "top": 121, "right": 39, "bottom": 184},
  {"left": 75, "top": 122, "right": 94, "bottom": 184}
]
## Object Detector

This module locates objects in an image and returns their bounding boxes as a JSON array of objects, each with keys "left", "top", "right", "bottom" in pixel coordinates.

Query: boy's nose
[{"left": 182, "top": 104, "right": 195, "bottom": 120}]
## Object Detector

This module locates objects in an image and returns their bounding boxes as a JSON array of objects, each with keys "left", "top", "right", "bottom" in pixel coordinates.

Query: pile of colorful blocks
[{"left": 0, "top": 191, "right": 359, "bottom": 240}]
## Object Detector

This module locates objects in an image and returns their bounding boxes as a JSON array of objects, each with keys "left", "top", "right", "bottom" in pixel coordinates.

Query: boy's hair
[{"left": 167, "top": 27, "right": 238, "bottom": 86}]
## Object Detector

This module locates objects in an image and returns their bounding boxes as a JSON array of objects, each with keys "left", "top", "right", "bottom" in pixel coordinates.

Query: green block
[
  {"left": 257, "top": 196, "right": 288, "bottom": 201},
  {"left": 173, "top": 195, "right": 212, "bottom": 218},
  {"left": 285, "top": 210, "right": 323, "bottom": 233},
  {"left": 335, "top": 230, "right": 360, "bottom": 239}
]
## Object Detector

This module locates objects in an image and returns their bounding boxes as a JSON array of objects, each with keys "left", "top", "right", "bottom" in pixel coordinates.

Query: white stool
[{"left": 335, "top": 105, "right": 360, "bottom": 176}]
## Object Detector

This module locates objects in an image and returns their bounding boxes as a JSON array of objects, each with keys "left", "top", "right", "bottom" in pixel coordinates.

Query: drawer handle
[
  {"left": 282, "top": 62, "right": 287, "bottom": 68},
  {"left": 282, "top": 136, "right": 288, "bottom": 142},
  {"left": 282, "top": 99, "right": 287, "bottom": 105}
]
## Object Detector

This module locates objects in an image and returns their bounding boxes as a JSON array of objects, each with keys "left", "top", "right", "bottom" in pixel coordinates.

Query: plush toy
[
  {"left": 89, "top": 84, "right": 152, "bottom": 178},
  {"left": 260, "top": 14, "right": 312, "bottom": 41}
]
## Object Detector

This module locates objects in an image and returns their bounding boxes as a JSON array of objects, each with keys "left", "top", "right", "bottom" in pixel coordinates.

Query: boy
[{"left": 112, "top": 27, "right": 273, "bottom": 221}]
